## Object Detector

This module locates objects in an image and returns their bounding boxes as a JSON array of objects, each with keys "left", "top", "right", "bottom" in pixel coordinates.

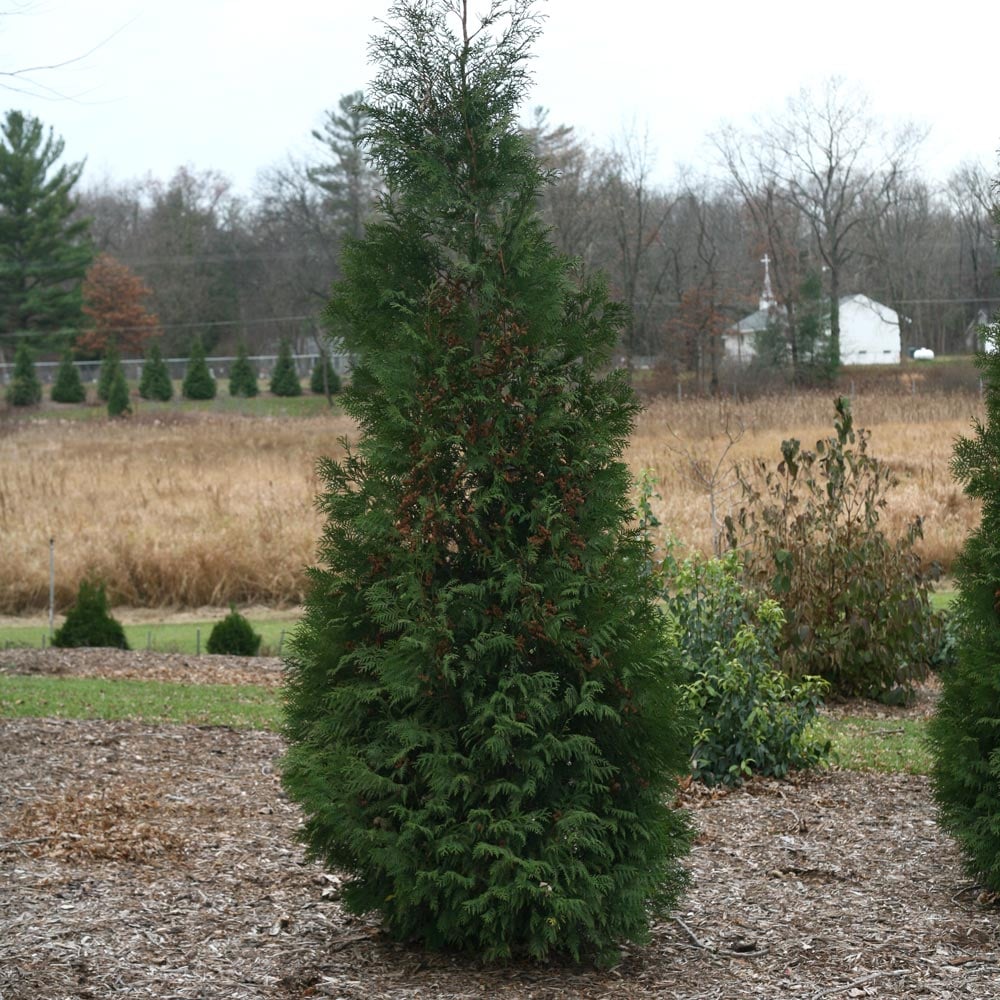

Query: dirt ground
[{"left": 2, "top": 649, "right": 999, "bottom": 999}]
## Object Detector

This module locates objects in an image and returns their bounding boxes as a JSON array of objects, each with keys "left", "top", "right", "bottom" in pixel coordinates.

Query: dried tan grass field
[{"left": 0, "top": 389, "right": 981, "bottom": 615}]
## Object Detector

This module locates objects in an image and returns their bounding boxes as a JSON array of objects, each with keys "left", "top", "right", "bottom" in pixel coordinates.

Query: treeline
[{"left": 2, "top": 81, "right": 998, "bottom": 389}]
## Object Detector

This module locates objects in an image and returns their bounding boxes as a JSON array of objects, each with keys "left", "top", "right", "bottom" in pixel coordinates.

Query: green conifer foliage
[
  {"left": 269, "top": 338, "right": 302, "bottom": 396},
  {"left": 181, "top": 336, "right": 216, "bottom": 400},
  {"left": 139, "top": 342, "right": 173, "bottom": 401},
  {"left": 309, "top": 348, "right": 342, "bottom": 396},
  {"left": 6, "top": 339, "right": 42, "bottom": 406},
  {"left": 930, "top": 315, "right": 1000, "bottom": 893},
  {"left": 282, "top": 0, "right": 692, "bottom": 966},
  {"left": 107, "top": 365, "right": 131, "bottom": 417},
  {"left": 51, "top": 350, "right": 85, "bottom": 403},
  {"left": 52, "top": 579, "right": 129, "bottom": 649},
  {"left": 229, "top": 341, "right": 259, "bottom": 398},
  {"left": 207, "top": 606, "right": 262, "bottom": 656},
  {"left": 96, "top": 346, "right": 122, "bottom": 403}
]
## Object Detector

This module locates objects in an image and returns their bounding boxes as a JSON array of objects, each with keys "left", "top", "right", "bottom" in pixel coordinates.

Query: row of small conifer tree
[{"left": 4, "top": 337, "right": 342, "bottom": 411}]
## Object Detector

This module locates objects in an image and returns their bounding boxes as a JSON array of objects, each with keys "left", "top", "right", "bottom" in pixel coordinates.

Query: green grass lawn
[
  {"left": 0, "top": 674, "right": 281, "bottom": 730},
  {"left": 0, "top": 670, "right": 933, "bottom": 776},
  {"left": 0, "top": 618, "right": 298, "bottom": 655}
]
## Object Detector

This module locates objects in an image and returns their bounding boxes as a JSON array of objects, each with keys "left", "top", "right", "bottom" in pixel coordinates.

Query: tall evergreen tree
[
  {"left": 268, "top": 337, "right": 302, "bottom": 396},
  {"left": 106, "top": 364, "right": 131, "bottom": 418},
  {"left": 5, "top": 339, "right": 42, "bottom": 406},
  {"left": 229, "top": 340, "right": 259, "bottom": 398},
  {"left": 181, "top": 336, "right": 216, "bottom": 400},
  {"left": 138, "top": 342, "right": 173, "bottom": 401},
  {"left": 282, "top": 0, "right": 693, "bottom": 966},
  {"left": 309, "top": 347, "right": 341, "bottom": 397},
  {"left": 0, "top": 111, "right": 92, "bottom": 353},
  {"left": 51, "top": 349, "right": 86, "bottom": 403},
  {"left": 930, "top": 312, "right": 1000, "bottom": 893}
]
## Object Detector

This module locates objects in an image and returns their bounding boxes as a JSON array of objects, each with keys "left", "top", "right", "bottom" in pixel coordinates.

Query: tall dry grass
[{"left": 0, "top": 389, "right": 982, "bottom": 613}]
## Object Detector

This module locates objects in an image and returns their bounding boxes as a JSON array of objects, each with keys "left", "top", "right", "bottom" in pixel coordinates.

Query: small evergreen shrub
[
  {"left": 269, "top": 338, "right": 302, "bottom": 397},
  {"left": 207, "top": 606, "right": 262, "bottom": 656},
  {"left": 96, "top": 347, "right": 122, "bottom": 403},
  {"left": 107, "top": 365, "right": 131, "bottom": 417},
  {"left": 725, "top": 396, "right": 936, "bottom": 699},
  {"left": 310, "top": 350, "right": 341, "bottom": 395},
  {"left": 182, "top": 336, "right": 216, "bottom": 400},
  {"left": 52, "top": 579, "right": 129, "bottom": 649},
  {"left": 6, "top": 341, "right": 42, "bottom": 406},
  {"left": 228, "top": 341, "right": 259, "bottom": 398},
  {"left": 930, "top": 316, "right": 1000, "bottom": 893},
  {"left": 51, "top": 351, "right": 86, "bottom": 403},
  {"left": 139, "top": 342, "right": 173, "bottom": 401},
  {"left": 663, "top": 549, "right": 830, "bottom": 786}
]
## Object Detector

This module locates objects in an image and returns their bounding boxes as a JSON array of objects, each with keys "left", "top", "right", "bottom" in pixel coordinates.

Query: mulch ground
[{"left": 1, "top": 649, "right": 999, "bottom": 999}]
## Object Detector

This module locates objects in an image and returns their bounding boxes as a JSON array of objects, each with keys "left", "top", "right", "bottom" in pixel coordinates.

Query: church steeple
[{"left": 759, "top": 253, "right": 777, "bottom": 312}]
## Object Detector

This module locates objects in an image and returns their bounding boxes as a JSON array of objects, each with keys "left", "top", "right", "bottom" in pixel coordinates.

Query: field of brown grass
[{"left": 0, "top": 389, "right": 982, "bottom": 614}]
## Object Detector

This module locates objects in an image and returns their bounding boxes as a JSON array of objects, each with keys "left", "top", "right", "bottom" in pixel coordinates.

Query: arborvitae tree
[
  {"left": 228, "top": 340, "right": 259, "bottom": 398},
  {"left": 282, "top": 0, "right": 693, "bottom": 966},
  {"left": 139, "top": 342, "right": 173, "bottom": 401},
  {"left": 930, "top": 317, "right": 1000, "bottom": 893},
  {"left": 181, "top": 335, "right": 216, "bottom": 400},
  {"left": 96, "top": 346, "right": 123, "bottom": 403},
  {"left": 51, "top": 350, "right": 86, "bottom": 403},
  {"left": 107, "top": 365, "right": 131, "bottom": 417},
  {"left": 269, "top": 337, "right": 302, "bottom": 396},
  {"left": 309, "top": 348, "right": 341, "bottom": 396},
  {"left": 5, "top": 339, "right": 42, "bottom": 406},
  {"left": 52, "top": 579, "right": 129, "bottom": 649},
  {"left": 207, "top": 606, "right": 262, "bottom": 656},
  {"left": 0, "top": 111, "right": 92, "bottom": 352}
]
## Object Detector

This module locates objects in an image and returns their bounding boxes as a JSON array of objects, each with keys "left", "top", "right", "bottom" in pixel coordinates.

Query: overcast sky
[{"left": 3, "top": 0, "right": 998, "bottom": 199}]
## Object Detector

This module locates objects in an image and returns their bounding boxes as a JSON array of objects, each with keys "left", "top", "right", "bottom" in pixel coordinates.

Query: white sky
[{"left": 3, "top": 0, "right": 998, "bottom": 199}]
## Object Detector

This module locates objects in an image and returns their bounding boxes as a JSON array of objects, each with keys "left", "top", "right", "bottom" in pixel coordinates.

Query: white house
[{"left": 724, "top": 258, "right": 902, "bottom": 366}]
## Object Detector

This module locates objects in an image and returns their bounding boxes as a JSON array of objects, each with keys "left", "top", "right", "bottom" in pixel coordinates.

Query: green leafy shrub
[
  {"left": 310, "top": 349, "right": 341, "bottom": 396},
  {"left": 930, "top": 316, "right": 1000, "bottom": 893},
  {"left": 6, "top": 340, "right": 42, "bottom": 406},
  {"left": 207, "top": 606, "right": 262, "bottom": 656},
  {"left": 664, "top": 551, "right": 830, "bottom": 786},
  {"left": 51, "top": 350, "right": 86, "bottom": 403},
  {"left": 139, "top": 342, "right": 173, "bottom": 401},
  {"left": 725, "top": 396, "right": 936, "bottom": 699},
  {"left": 229, "top": 341, "right": 259, "bottom": 398},
  {"left": 282, "top": 1, "right": 693, "bottom": 967},
  {"left": 52, "top": 579, "right": 129, "bottom": 649},
  {"left": 182, "top": 336, "right": 216, "bottom": 400},
  {"left": 269, "top": 338, "right": 302, "bottom": 397}
]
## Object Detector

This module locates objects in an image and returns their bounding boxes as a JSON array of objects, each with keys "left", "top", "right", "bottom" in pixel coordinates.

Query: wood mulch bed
[{"left": 2, "top": 649, "right": 999, "bottom": 999}]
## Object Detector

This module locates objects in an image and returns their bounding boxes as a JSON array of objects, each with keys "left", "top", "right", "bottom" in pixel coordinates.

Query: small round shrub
[
  {"left": 51, "top": 351, "right": 86, "bottom": 403},
  {"left": 52, "top": 580, "right": 129, "bottom": 649},
  {"left": 207, "top": 606, "right": 262, "bottom": 656},
  {"left": 269, "top": 338, "right": 302, "bottom": 397}
]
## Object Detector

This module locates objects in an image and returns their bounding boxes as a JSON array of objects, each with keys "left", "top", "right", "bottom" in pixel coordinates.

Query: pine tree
[
  {"left": 107, "top": 365, "right": 131, "bottom": 417},
  {"left": 309, "top": 348, "right": 341, "bottom": 396},
  {"left": 5, "top": 339, "right": 42, "bottom": 406},
  {"left": 139, "top": 342, "right": 173, "bottom": 401},
  {"left": 269, "top": 338, "right": 302, "bottom": 396},
  {"left": 181, "top": 336, "right": 216, "bottom": 400},
  {"left": 96, "top": 346, "right": 123, "bottom": 403},
  {"left": 930, "top": 313, "right": 1000, "bottom": 893},
  {"left": 282, "top": 0, "right": 693, "bottom": 966},
  {"left": 0, "top": 111, "right": 92, "bottom": 352},
  {"left": 228, "top": 340, "right": 259, "bottom": 398},
  {"left": 51, "top": 350, "right": 86, "bottom": 403}
]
